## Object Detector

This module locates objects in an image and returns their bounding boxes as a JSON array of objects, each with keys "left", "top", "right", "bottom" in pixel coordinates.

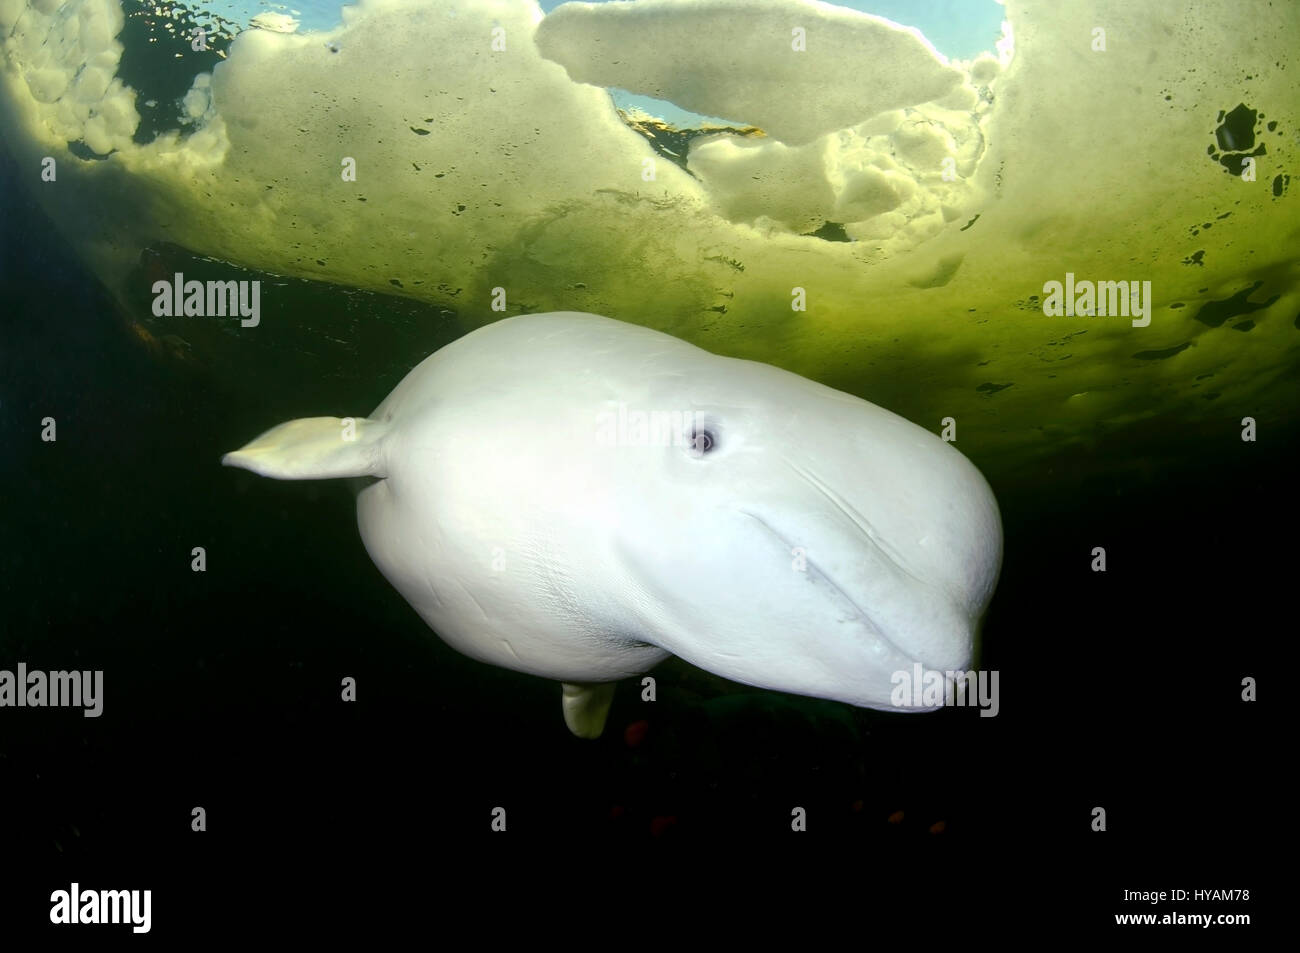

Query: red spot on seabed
[
  {"left": 623, "top": 719, "right": 649, "bottom": 747},
  {"left": 649, "top": 815, "right": 677, "bottom": 837}
]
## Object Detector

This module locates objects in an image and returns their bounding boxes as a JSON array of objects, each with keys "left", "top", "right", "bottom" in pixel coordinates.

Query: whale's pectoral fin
[
  {"left": 222, "top": 416, "right": 388, "bottom": 480},
  {"left": 561, "top": 682, "right": 618, "bottom": 739}
]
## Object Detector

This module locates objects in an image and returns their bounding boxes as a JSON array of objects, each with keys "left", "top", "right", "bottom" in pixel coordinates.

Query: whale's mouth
[
  {"left": 738, "top": 508, "right": 931, "bottom": 668},
  {"left": 781, "top": 457, "right": 928, "bottom": 586}
]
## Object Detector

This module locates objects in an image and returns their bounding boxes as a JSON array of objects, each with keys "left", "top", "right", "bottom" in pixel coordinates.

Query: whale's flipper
[
  {"left": 222, "top": 416, "right": 388, "bottom": 480},
  {"left": 561, "top": 682, "right": 618, "bottom": 739}
]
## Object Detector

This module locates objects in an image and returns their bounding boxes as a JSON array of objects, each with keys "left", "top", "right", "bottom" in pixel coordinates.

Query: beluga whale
[{"left": 223, "top": 312, "right": 1002, "bottom": 737}]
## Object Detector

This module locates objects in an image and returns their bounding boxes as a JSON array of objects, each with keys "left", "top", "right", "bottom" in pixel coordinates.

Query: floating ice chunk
[
  {"left": 892, "top": 121, "right": 958, "bottom": 170},
  {"left": 182, "top": 81, "right": 210, "bottom": 120},
  {"left": 98, "top": 81, "right": 139, "bottom": 138},
  {"left": 25, "top": 67, "right": 69, "bottom": 103},
  {"left": 73, "top": 65, "right": 113, "bottom": 103},
  {"left": 832, "top": 165, "right": 916, "bottom": 223},
  {"left": 846, "top": 210, "right": 906, "bottom": 241},
  {"left": 0, "top": 0, "right": 25, "bottom": 32},
  {"left": 83, "top": 114, "right": 112, "bottom": 154},
  {"left": 687, "top": 133, "right": 835, "bottom": 232},
  {"left": 89, "top": 48, "right": 123, "bottom": 72},
  {"left": 249, "top": 12, "right": 300, "bottom": 33},
  {"left": 857, "top": 110, "right": 904, "bottom": 137},
  {"left": 935, "top": 83, "right": 979, "bottom": 111},
  {"left": 535, "top": 0, "right": 962, "bottom": 146},
  {"left": 969, "top": 52, "right": 1001, "bottom": 84},
  {"left": 80, "top": 9, "right": 115, "bottom": 53}
]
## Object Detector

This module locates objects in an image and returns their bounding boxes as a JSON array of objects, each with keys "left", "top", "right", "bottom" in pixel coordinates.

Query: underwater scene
[{"left": 0, "top": 0, "right": 1289, "bottom": 934}]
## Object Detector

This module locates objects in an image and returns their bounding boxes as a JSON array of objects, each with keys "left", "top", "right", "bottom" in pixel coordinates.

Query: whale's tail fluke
[{"left": 222, "top": 416, "right": 389, "bottom": 481}]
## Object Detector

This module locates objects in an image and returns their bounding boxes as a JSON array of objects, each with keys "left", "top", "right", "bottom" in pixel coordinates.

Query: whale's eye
[{"left": 690, "top": 427, "right": 717, "bottom": 455}]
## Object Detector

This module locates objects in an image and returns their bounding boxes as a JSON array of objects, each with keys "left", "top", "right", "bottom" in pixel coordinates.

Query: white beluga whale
[{"left": 223, "top": 312, "right": 1002, "bottom": 737}]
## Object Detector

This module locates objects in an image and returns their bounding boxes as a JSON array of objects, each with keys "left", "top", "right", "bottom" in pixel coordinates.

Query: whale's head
[
  {"left": 223, "top": 312, "right": 1002, "bottom": 718},
  {"left": 562, "top": 335, "right": 1003, "bottom": 711}
]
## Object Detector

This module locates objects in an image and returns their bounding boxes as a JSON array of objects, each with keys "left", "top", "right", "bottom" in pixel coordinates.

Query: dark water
[{"left": 0, "top": 142, "right": 1285, "bottom": 935}]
